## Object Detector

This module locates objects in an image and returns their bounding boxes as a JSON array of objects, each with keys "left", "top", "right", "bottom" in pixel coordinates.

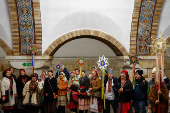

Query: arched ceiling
[{"left": 0, "top": 0, "right": 12, "bottom": 49}]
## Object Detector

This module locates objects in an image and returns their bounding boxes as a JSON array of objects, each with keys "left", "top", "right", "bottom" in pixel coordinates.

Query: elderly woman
[
  {"left": 57, "top": 72, "right": 68, "bottom": 113},
  {"left": 1, "top": 69, "right": 17, "bottom": 113},
  {"left": 22, "top": 73, "right": 43, "bottom": 113},
  {"left": 44, "top": 70, "right": 58, "bottom": 113},
  {"left": 88, "top": 70, "right": 101, "bottom": 113},
  {"left": 67, "top": 71, "right": 79, "bottom": 113},
  {"left": 78, "top": 71, "right": 90, "bottom": 113},
  {"left": 114, "top": 70, "right": 133, "bottom": 113}
]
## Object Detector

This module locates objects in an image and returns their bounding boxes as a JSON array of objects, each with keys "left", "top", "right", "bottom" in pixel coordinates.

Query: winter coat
[
  {"left": 79, "top": 76, "right": 90, "bottom": 99},
  {"left": 134, "top": 76, "right": 148, "bottom": 101},
  {"left": 148, "top": 85, "right": 169, "bottom": 113},
  {"left": 114, "top": 77, "right": 133, "bottom": 102},
  {"left": 44, "top": 77, "right": 58, "bottom": 101},
  {"left": 57, "top": 78, "right": 68, "bottom": 96},
  {"left": 16, "top": 75, "right": 31, "bottom": 99},
  {"left": 22, "top": 80, "right": 43, "bottom": 105},
  {"left": 1, "top": 77, "right": 17, "bottom": 107},
  {"left": 89, "top": 76, "right": 101, "bottom": 97}
]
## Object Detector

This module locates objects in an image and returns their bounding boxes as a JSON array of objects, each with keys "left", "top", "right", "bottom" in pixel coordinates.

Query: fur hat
[{"left": 107, "top": 68, "right": 114, "bottom": 74}]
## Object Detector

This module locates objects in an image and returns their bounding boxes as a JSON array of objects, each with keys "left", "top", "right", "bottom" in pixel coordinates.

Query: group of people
[{"left": 0, "top": 66, "right": 169, "bottom": 113}]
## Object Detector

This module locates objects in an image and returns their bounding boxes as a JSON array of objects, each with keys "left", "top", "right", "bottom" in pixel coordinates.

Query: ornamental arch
[{"left": 43, "top": 30, "right": 129, "bottom": 56}]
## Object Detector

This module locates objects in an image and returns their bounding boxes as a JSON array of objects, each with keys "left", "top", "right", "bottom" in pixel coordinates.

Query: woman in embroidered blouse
[
  {"left": 114, "top": 70, "right": 133, "bottom": 113},
  {"left": 1, "top": 69, "right": 17, "bottom": 113},
  {"left": 89, "top": 70, "right": 102, "bottom": 113},
  {"left": 44, "top": 70, "right": 58, "bottom": 113},
  {"left": 57, "top": 72, "right": 68, "bottom": 113},
  {"left": 67, "top": 71, "right": 79, "bottom": 113}
]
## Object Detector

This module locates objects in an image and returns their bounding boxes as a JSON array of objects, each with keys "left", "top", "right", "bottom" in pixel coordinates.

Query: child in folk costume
[
  {"left": 148, "top": 75, "right": 169, "bottom": 113},
  {"left": 22, "top": 73, "right": 43, "bottom": 113},
  {"left": 104, "top": 68, "right": 117, "bottom": 113},
  {"left": 44, "top": 70, "right": 58, "bottom": 113},
  {"left": 1, "top": 69, "right": 17, "bottom": 113},
  {"left": 67, "top": 71, "right": 79, "bottom": 113},
  {"left": 88, "top": 70, "right": 102, "bottom": 113},
  {"left": 57, "top": 72, "right": 68, "bottom": 113},
  {"left": 78, "top": 71, "right": 90, "bottom": 113},
  {"left": 115, "top": 70, "right": 133, "bottom": 113}
]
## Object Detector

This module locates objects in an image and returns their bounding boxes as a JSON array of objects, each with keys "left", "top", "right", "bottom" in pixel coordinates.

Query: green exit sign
[{"left": 22, "top": 63, "right": 32, "bottom": 67}]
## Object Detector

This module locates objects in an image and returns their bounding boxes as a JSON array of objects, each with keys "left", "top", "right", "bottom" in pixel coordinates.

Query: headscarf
[{"left": 121, "top": 70, "right": 129, "bottom": 80}]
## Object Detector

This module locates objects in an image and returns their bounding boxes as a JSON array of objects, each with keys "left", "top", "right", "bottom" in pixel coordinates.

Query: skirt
[
  {"left": 44, "top": 100, "right": 57, "bottom": 113},
  {"left": 58, "top": 95, "right": 67, "bottom": 106},
  {"left": 66, "top": 101, "right": 78, "bottom": 109},
  {"left": 79, "top": 98, "right": 90, "bottom": 110},
  {"left": 117, "top": 102, "right": 133, "bottom": 113},
  {"left": 90, "top": 97, "right": 102, "bottom": 113}
]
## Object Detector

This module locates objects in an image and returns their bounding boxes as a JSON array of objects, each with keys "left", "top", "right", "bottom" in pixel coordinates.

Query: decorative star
[
  {"left": 76, "top": 57, "right": 86, "bottom": 66},
  {"left": 148, "top": 33, "right": 170, "bottom": 56},
  {"left": 128, "top": 54, "right": 139, "bottom": 66},
  {"left": 97, "top": 55, "right": 109, "bottom": 70},
  {"left": 29, "top": 44, "right": 39, "bottom": 54},
  {"left": 54, "top": 62, "right": 63, "bottom": 72}
]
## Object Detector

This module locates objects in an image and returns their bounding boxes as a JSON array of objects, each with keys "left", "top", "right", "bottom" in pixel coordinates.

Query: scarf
[
  {"left": 29, "top": 81, "right": 38, "bottom": 95},
  {"left": 108, "top": 79, "right": 112, "bottom": 92},
  {"left": 8, "top": 76, "right": 13, "bottom": 95},
  {"left": 21, "top": 75, "right": 27, "bottom": 87}
]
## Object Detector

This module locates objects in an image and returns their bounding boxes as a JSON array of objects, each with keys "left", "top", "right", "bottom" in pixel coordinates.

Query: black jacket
[
  {"left": 79, "top": 76, "right": 90, "bottom": 99},
  {"left": 104, "top": 76, "right": 118, "bottom": 100},
  {"left": 114, "top": 77, "right": 133, "bottom": 102},
  {"left": 44, "top": 77, "right": 58, "bottom": 101},
  {"left": 134, "top": 76, "right": 148, "bottom": 102},
  {"left": 16, "top": 75, "right": 31, "bottom": 99}
]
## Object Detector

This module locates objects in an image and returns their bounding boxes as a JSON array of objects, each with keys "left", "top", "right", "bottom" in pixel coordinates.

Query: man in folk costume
[
  {"left": 44, "top": 70, "right": 58, "bottom": 113},
  {"left": 75, "top": 68, "right": 80, "bottom": 79},
  {"left": 57, "top": 72, "right": 68, "bottom": 113},
  {"left": 22, "top": 73, "right": 43, "bottom": 113},
  {"left": 16, "top": 69, "right": 31, "bottom": 113},
  {"left": 104, "top": 68, "right": 117, "bottom": 113},
  {"left": 89, "top": 70, "right": 102, "bottom": 113},
  {"left": 134, "top": 70, "right": 148, "bottom": 113},
  {"left": 67, "top": 71, "right": 79, "bottom": 113},
  {"left": 148, "top": 70, "right": 169, "bottom": 113},
  {"left": 1, "top": 69, "right": 17, "bottom": 113},
  {"left": 78, "top": 71, "right": 90, "bottom": 113}
]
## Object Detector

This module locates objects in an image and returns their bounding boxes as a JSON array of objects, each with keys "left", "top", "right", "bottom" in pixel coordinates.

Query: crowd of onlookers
[{"left": 0, "top": 66, "right": 169, "bottom": 113}]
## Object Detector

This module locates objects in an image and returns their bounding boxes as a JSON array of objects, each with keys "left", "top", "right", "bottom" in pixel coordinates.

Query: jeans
[
  {"left": 105, "top": 99, "right": 116, "bottom": 113},
  {"left": 134, "top": 100, "right": 146, "bottom": 113}
]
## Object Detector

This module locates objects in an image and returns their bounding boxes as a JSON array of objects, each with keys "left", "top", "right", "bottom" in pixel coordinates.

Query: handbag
[{"left": 1, "top": 90, "right": 9, "bottom": 103}]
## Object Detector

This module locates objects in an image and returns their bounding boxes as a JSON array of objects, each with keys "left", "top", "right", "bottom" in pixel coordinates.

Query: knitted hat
[
  {"left": 107, "top": 68, "right": 114, "bottom": 74},
  {"left": 135, "top": 70, "right": 143, "bottom": 76}
]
